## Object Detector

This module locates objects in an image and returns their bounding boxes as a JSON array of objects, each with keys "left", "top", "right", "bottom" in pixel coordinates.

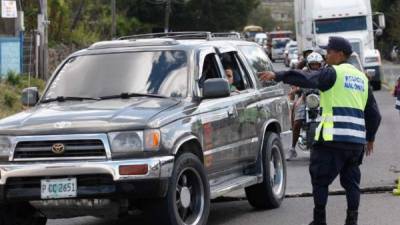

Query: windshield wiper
[
  {"left": 41, "top": 96, "right": 101, "bottom": 103},
  {"left": 99, "top": 92, "right": 167, "bottom": 100}
]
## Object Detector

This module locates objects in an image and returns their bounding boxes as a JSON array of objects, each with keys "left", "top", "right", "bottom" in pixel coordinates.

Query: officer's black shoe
[
  {"left": 344, "top": 210, "right": 358, "bottom": 225},
  {"left": 308, "top": 208, "right": 327, "bottom": 225}
]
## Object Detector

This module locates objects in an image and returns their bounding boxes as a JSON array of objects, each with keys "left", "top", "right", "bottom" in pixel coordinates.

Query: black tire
[
  {"left": 245, "top": 132, "right": 287, "bottom": 209},
  {"left": 371, "top": 81, "right": 381, "bottom": 91},
  {"left": 149, "top": 153, "right": 210, "bottom": 225},
  {"left": 0, "top": 203, "right": 47, "bottom": 225}
]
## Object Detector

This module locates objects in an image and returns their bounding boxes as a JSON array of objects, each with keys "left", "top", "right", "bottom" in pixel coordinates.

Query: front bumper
[{"left": 0, "top": 156, "right": 174, "bottom": 202}]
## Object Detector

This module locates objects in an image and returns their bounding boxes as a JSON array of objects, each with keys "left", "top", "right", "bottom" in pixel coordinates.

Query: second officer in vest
[{"left": 258, "top": 36, "right": 381, "bottom": 225}]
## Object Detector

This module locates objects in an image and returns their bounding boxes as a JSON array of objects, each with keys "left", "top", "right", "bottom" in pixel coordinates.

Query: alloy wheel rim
[
  {"left": 269, "top": 145, "right": 284, "bottom": 197},
  {"left": 175, "top": 167, "right": 205, "bottom": 225}
]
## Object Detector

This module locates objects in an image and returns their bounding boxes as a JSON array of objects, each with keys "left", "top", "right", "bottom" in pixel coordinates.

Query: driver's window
[
  {"left": 198, "top": 53, "right": 222, "bottom": 88},
  {"left": 221, "top": 52, "right": 242, "bottom": 91},
  {"left": 220, "top": 52, "right": 253, "bottom": 92}
]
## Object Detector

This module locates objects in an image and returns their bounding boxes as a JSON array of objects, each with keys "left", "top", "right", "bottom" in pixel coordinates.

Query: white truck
[{"left": 294, "top": 0, "right": 386, "bottom": 90}]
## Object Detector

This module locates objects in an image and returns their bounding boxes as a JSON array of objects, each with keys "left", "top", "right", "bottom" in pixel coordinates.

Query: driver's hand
[{"left": 258, "top": 71, "right": 276, "bottom": 81}]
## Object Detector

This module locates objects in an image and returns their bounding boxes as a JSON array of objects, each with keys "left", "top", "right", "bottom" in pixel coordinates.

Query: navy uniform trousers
[{"left": 309, "top": 144, "right": 364, "bottom": 211}]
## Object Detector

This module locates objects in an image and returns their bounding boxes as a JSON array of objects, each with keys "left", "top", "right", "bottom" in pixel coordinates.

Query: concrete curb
[{"left": 212, "top": 185, "right": 396, "bottom": 203}]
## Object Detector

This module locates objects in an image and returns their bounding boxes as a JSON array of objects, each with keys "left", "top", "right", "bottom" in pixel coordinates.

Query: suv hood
[{"left": 0, "top": 98, "right": 180, "bottom": 136}]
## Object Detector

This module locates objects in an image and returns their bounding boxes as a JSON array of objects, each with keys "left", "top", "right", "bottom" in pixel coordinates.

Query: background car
[
  {"left": 271, "top": 37, "right": 291, "bottom": 62},
  {"left": 284, "top": 40, "right": 297, "bottom": 67},
  {"left": 288, "top": 47, "right": 299, "bottom": 69}
]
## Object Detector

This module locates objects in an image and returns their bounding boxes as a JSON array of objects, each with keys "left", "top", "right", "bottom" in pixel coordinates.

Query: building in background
[
  {"left": 0, "top": 0, "right": 24, "bottom": 77},
  {"left": 262, "top": 0, "right": 294, "bottom": 31}
]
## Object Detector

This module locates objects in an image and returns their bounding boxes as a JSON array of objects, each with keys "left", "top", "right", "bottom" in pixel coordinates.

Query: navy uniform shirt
[{"left": 275, "top": 64, "right": 381, "bottom": 150}]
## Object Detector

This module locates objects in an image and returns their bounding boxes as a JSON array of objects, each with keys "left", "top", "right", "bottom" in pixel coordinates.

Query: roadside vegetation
[
  {"left": 372, "top": 0, "right": 400, "bottom": 58},
  {"left": 21, "top": 0, "right": 274, "bottom": 48},
  {"left": 0, "top": 72, "right": 46, "bottom": 119}
]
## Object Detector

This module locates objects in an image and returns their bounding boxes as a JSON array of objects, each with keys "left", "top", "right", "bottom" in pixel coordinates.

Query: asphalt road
[{"left": 48, "top": 61, "right": 400, "bottom": 225}]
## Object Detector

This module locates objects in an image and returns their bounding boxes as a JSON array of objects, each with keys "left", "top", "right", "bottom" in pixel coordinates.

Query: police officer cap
[{"left": 322, "top": 36, "right": 353, "bottom": 55}]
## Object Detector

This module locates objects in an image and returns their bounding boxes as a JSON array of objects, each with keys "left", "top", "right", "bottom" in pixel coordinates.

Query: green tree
[
  {"left": 372, "top": 0, "right": 398, "bottom": 57},
  {"left": 247, "top": 5, "right": 276, "bottom": 31},
  {"left": 176, "top": 0, "right": 260, "bottom": 31},
  {"left": 22, "top": 0, "right": 262, "bottom": 46}
]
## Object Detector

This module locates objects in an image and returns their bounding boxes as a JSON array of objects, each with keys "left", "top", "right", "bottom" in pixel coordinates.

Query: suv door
[
  {"left": 196, "top": 48, "right": 241, "bottom": 177},
  {"left": 238, "top": 44, "right": 291, "bottom": 147},
  {"left": 218, "top": 49, "right": 260, "bottom": 172}
]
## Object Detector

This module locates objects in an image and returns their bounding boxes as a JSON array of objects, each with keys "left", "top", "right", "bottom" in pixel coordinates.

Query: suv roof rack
[
  {"left": 211, "top": 32, "right": 242, "bottom": 39},
  {"left": 119, "top": 32, "right": 213, "bottom": 40}
]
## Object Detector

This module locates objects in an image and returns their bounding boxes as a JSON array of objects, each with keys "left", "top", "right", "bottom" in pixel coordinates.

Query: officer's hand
[
  {"left": 365, "top": 141, "right": 374, "bottom": 156},
  {"left": 258, "top": 71, "right": 276, "bottom": 81}
]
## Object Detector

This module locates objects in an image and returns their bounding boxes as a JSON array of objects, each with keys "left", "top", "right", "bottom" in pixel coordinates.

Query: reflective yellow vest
[{"left": 315, "top": 63, "right": 369, "bottom": 144}]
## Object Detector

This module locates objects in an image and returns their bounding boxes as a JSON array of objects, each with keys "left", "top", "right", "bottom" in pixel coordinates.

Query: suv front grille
[
  {"left": 5, "top": 174, "right": 115, "bottom": 200},
  {"left": 13, "top": 139, "right": 106, "bottom": 160}
]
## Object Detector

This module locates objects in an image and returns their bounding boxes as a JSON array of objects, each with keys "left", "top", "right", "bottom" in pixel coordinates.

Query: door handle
[{"left": 227, "top": 107, "right": 236, "bottom": 118}]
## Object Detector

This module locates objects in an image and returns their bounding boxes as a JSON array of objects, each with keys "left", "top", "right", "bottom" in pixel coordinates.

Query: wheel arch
[
  {"left": 256, "top": 119, "right": 282, "bottom": 172},
  {"left": 173, "top": 135, "right": 204, "bottom": 164},
  {"left": 261, "top": 119, "right": 282, "bottom": 146}
]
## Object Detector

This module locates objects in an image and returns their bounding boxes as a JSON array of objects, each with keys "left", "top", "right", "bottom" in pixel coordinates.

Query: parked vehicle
[
  {"left": 0, "top": 32, "right": 292, "bottom": 225},
  {"left": 294, "top": 0, "right": 386, "bottom": 90},
  {"left": 391, "top": 45, "right": 399, "bottom": 63},
  {"left": 288, "top": 48, "right": 299, "bottom": 69},
  {"left": 270, "top": 38, "right": 291, "bottom": 62},
  {"left": 243, "top": 25, "right": 263, "bottom": 41},
  {"left": 255, "top": 32, "right": 268, "bottom": 46},
  {"left": 266, "top": 30, "right": 293, "bottom": 59},
  {"left": 284, "top": 41, "right": 297, "bottom": 67}
]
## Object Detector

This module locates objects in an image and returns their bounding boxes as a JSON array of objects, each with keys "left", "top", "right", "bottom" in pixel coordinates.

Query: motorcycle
[{"left": 297, "top": 90, "right": 320, "bottom": 152}]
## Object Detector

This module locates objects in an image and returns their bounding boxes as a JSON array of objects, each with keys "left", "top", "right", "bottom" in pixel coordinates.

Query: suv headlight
[
  {"left": 306, "top": 94, "right": 320, "bottom": 109},
  {"left": 108, "top": 129, "right": 160, "bottom": 153},
  {"left": 0, "top": 136, "right": 13, "bottom": 158}
]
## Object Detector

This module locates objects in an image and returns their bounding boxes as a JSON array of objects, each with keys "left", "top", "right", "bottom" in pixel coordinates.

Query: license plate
[{"left": 41, "top": 178, "right": 77, "bottom": 199}]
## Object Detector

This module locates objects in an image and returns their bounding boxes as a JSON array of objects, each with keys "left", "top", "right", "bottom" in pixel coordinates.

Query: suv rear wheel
[
  {"left": 150, "top": 152, "right": 210, "bottom": 225},
  {"left": 245, "top": 132, "right": 286, "bottom": 209}
]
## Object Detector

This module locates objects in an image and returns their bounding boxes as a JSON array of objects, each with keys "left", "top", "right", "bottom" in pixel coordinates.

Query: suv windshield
[
  {"left": 44, "top": 50, "right": 188, "bottom": 100},
  {"left": 315, "top": 16, "right": 367, "bottom": 34}
]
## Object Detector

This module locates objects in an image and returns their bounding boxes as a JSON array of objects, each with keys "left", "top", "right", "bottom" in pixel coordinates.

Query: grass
[{"left": 0, "top": 72, "right": 46, "bottom": 119}]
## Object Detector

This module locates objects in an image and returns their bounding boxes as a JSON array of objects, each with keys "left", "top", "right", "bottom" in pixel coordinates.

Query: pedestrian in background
[
  {"left": 392, "top": 77, "right": 400, "bottom": 114},
  {"left": 258, "top": 36, "right": 381, "bottom": 225}
]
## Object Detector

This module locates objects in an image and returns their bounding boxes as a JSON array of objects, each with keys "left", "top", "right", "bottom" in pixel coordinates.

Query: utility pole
[
  {"left": 111, "top": 0, "right": 116, "bottom": 39},
  {"left": 38, "top": 0, "right": 49, "bottom": 79},
  {"left": 164, "top": 0, "right": 171, "bottom": 33}
]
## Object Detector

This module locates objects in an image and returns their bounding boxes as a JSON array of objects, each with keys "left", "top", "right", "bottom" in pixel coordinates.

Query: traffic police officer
[{"left": 258, "top": 36, "right": 381, "bottom": 225}]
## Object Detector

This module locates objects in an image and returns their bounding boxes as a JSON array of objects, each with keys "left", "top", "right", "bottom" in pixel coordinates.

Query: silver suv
[{"left": 0, "top": 32, "right": 292, "bottom": 225}]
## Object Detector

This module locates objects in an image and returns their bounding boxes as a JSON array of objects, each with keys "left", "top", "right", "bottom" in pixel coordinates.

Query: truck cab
[{"left": 295, "top": 0, "right": 385, "bottom": 90}]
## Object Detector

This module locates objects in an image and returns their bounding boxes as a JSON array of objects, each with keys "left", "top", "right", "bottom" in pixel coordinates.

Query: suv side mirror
[
  {"left": 202, "top": 78, "right": 230, "bottom": 99},
  {"left": 21, "top": 87, "right": 39, "bottom": 107}
]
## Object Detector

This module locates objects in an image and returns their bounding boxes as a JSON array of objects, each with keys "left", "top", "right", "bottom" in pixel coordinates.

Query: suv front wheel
[
  {"left": 245, "top": 132, "right": 286, "bottom": 209},
  {"left": 150, "top": 152, "right": 210, "bottom": 225}
]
